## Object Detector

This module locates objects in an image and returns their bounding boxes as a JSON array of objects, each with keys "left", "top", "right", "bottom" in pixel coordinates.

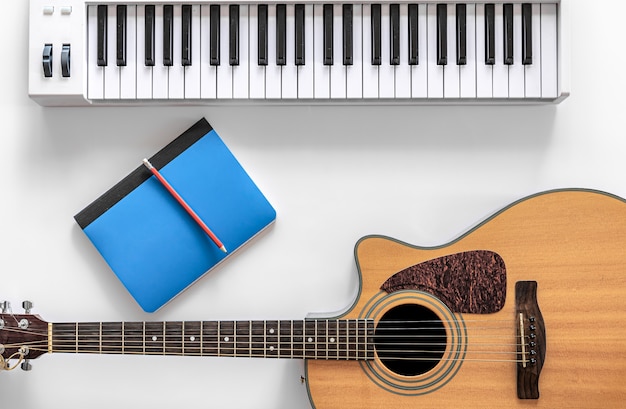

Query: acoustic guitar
[{"left": 1, "top": 189, "right": 625, "bottom": 408}]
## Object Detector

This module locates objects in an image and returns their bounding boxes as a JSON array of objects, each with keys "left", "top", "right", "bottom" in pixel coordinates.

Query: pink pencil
[{"left": 143, "top": 158, "right": 227, "bottom": 253}]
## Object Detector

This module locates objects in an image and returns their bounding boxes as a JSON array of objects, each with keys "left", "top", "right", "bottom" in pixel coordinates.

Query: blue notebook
[{"left": 74, "top": 118, "right": 276, "bottom": 312}]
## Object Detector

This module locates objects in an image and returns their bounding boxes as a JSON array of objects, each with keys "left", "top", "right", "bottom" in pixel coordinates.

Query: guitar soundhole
[{"left": 374, "top": 304, "right": 446, "bottom": 376}]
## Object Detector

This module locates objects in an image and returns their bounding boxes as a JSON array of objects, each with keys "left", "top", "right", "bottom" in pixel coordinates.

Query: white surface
[{"left": 2, "top": 1, "right": 626, "bottom": 408}]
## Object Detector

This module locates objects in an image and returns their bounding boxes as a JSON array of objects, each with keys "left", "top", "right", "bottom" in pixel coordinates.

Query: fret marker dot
[
  {"left": 152, "top": 336, "right": 157, "bottom": 342},
  {"left": 269, "top": 346, "right": 275, "bottom": 352},
  {"left": 190, "top": 336, "right": 196, "bottom": 342},
  {"left": 308, "top": 337, "right": 313, "bottom": 343},
  {"left": 330, "top": 337, "right": 335, "bottom": 343},
  {"left": 269, "top": 328, "right": 275, "bottom": 334},
  {"left": 224, "top": 336, "right": 229, "bottom": 342}
]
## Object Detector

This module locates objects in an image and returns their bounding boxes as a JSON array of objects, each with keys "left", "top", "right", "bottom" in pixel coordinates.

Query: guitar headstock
[{"left": 0, "top": 301, "right": 49, "bottom": 371}]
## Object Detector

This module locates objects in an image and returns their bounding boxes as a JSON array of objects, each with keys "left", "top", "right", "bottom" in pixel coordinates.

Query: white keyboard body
[{"left": 28, "top": 0, "right": 569, "bottom": 106}]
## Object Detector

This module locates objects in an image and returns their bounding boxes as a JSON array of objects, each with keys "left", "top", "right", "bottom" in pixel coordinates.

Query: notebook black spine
[{"left": 74, "top": 118, "right": 213, "bottom": 229}]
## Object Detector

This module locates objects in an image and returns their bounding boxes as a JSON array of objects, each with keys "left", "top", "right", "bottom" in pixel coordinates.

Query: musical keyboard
[{"left": 28, "top": 0, "right": 569, "bottom": 106}]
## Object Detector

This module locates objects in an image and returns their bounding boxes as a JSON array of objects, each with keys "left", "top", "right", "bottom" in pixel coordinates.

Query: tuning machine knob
[
  {"left": 20, "top": 360, "right": 32, "bottom": 371},
  {"left": 0, "top": 301, "right": 10, "bottom": 313},
  {"left": 22, "top": 301, "right": 33, "bottom": 314}
]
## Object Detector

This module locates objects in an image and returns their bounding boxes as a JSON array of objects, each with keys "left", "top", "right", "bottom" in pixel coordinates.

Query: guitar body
[{"left": 306, "top": 189, "right": 626, "bottom": 408}]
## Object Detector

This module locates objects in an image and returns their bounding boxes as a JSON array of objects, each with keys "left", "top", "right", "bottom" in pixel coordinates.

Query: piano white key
[
  {"left": 249, "top": 5, "right": 265, "bottom": 99},
  {"left": 362, "top": 4, "right": 378, "bottom": 98},
  {"left": 492, "top": 4, "right": 508, "bottom": 98},
  {"left": 475, "top": 4, "right": 492, "bottom": 98},
  {"left": 426, "top": 3, "right": 443, "bottom": 98},
  {"left": 87, "top": 5, "right": 104, "bottom": 100},
  {"left": 313, "top": 4, "right": 330, "bottom": 98},
  {"left": 104, "top": 5, "right": 120, "bottom": 99},
  {"left": 200, "top": 5, "right": 217, "bottom": 99},
  {"left": 153, "top": 5, "right": 169, "bottom": 99},
  {"left": 508, "top": 3, "right": 525, "bottom": 98},
  {"left": 395, "top": 4, "right": 411, "bottom": 99},
  {"left": 346, "top": 4, "right": 362, "bottom": 99},
  {"left": 443, "top": 4, "right": 459, "bottom": 98},
  {"left": 266, "top": 5, "right": 282, "bottom": 99},
  {"left": 524, "top": 3, "right": 541, "bottom": 98},
  {"left": 459, "top": 3, "right": 476, "bottom": 98},
  {"left": 169, "top": 5, "right": 185, "bottom": 99},
  {"left": 233, "top": 5, "right": 249, "bottom": 99},
  {"left": 540, "top": 3, "right": 558, "bottom": 98},
  {"left": 217, "top": 5, "right": 232, "bottom": 99},
  {"left": 282, "top": 5, "right": 298, "bottom": 99},
  {"left": 330, "top": 4, "right": 346, "bottom": 99},
  {"left": 136, "top": 6, "right": 153, "bottom": 99},
  {"left": 120, "top": 5, "right": 136, "bottom": 99},
  {"left": 410, "top": 4, "right": 427, "bottom": 98},
  {"left": 379, "top": 5, "right": 394, "bottom": 98},
  {"left": 298, "top": 4, "right": 314, "bottom": 98},
  {"left": 184, "top": 5, "right": 201, "bottom": 99}
]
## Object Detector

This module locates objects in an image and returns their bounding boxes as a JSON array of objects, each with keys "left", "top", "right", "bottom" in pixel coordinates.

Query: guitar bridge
[{"left": 515, "top": 281, "right": 546, "bottom": 399}]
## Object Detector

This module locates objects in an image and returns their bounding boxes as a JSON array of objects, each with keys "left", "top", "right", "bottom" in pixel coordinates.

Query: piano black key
[
  {"left": 258, "top": 5, "right": 268, "bottom": 65},
  {"left": 295, "top": 4, "right": 305, "bottom": 65},
  {"left": 97, "top": 5, "right": 107, "bottom": 66},
  {"left": 323, "top": 4, "right": 333, "bottom": 65},
  {"left": 276, "top": 4, "right": 287, "bottom": 66},
  {"left": 343, "top": 4, "right": 353, "bottom": 65},
  {"left": 182, "top": 5, "right": 192, "bottom": 66},
  {"left": 229, "top": 5, "right": 239, "bottom": 66},
  {"left": 436, "top": 3, "right": 447, "bottom": 65},
  {"left": 145, "top": 5, "right": 155, "bottom": 66},
  {"left": 371, "top": 4, "right": 381, "bottom": 65},
  {"left": 408, "top": 4, "right": 418, "bottom": 65},
  {"left": 163, "top": 5, "right": 173, "bottom": 66},
  {"left": 522, "top": 3, "right": 532, "bottom": 65},
  {"left": 210, "top": 5, "right": 220, "bottom": 66},
  {"left": 503, "top": 3, "right": 514, "bottom": 65},
  {"left": 456, "top": 4, "right": 467, "bottom": 65},
  {"left": 390, "top": 4, "right": 400, "bottom": 65},
  {"left": 485, "top": 3, "right": 495, "bottom": 65},
  {"left": 116, "top": 5, "right": 127, "bottom": 66}
]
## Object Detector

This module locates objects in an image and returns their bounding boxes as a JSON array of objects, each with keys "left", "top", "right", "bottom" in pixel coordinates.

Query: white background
[{"left": 1, "top": 1, "right": 625, "bottom": 408}]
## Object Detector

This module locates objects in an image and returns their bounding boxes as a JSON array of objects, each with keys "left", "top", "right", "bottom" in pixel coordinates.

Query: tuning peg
[
  {"left": 0, "top": 301, "right": 10, "bottom": 313},
  {"left": 22, "top": 301, "right": 33, "bottom": 314},
  {"left": 20, "top": 360, "right": 32, "bottom": 371}
]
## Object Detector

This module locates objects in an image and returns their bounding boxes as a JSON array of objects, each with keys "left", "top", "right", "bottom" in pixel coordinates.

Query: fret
[
  {"left": 348, "top": 320, "right": 357, "bottom": 359},
  {"left": 144, "top": 321, "right": 164, "bottom": 355},
  {"left": 315, "top": 320, "right": 327, "bottom": 359},
  {"left": 142, "top": 321, "right": 145, "bottom": 355},
  {"left": 327, "top": 319, "right": 338, "bottom": 360},
  {"left": 279, "top": 320, "right": 291, "bottom": 359},
  {"left": 235, "top": 321, "right": 250, "bottom": 357},
  {"left": 251, "top": 321, "right": 265, "bottom": 358},
  {"left": 101, "top": 322, "right": 122, "bottom": 353},
  {"left": 99, "top": 322, "right": 103, "bottom": 354},
  {"left": 164, "top": 321, "right": 183, "bottom": 355},
  {"left": 202, "top": 321, "right": 218, "bottom": 357},
  {"left": 123, "top": 322, "right": 143, "bottom": 354},
  {"left": 365, "top": 320, "right": 375, "bottom": 359},
  {"left": 78, "top": 322, "right": 101, "bottom": 353},
  {"left": 304, "top": 320, "right": 315, "bottom": 359},
  {"left": 182, "top": 321, "right": 185, "bottom": 356},
  {"left": 337, "top": 319, "right": 347, "bottom": 359},
  {"left": 292, "top": 320, "right": 304, "bottom": 359},
  {"left": 265, "top": 320, "right": 278, "bottom": 358},
  {"left": 220, "top": 321, "right": 235, "bottom": 357},
  {"left": 200, "top": 321, "right": 204, "bottom": 357},
  {"left": 184, "top": 321, "right": 202, "bottom": 356}
]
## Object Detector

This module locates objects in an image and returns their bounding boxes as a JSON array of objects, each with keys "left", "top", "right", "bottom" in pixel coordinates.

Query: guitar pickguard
[{"left": 380, "top": 250, "right": 506, "bottom": 314}]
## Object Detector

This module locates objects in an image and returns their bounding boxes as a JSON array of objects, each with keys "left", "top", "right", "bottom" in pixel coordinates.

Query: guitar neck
[{"left": 51, "top": 319, "right": 375, "bottom": 360}]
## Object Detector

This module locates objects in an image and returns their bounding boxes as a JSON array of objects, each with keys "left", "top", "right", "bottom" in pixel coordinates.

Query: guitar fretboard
[{"left": 51, "top": 319, "right": 375, "bottom": 360}]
